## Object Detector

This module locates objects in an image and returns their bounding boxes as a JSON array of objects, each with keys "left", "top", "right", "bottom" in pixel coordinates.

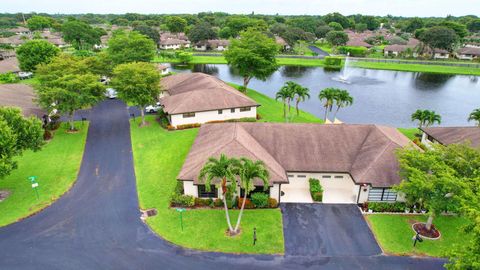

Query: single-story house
[
  {"left": 433, "top": 48, "right": 450, "bottom": 59},
  {"left": 156, "top": 64, "right": 169, "bottom": 75},
  {"left": 456, "top": 47, "right": 480, "bottom": 60},
  {"left": 346, "top": 38, "right": 373, "bottom": 48},
  {"left": 159, "top": 38, "right": 190, "bottom": 50},
  {"left": 178, "top": 123, "right": 415, "bottom": 204},
  {"left": 275, "top": 36, "right": 291, "bottom": 51},
  {"left": 0, "top": 83, "right": 45, "bottom": 117},
  {"left": 384, "top": 44, "right": 417, "bottom": 57},
  {"left": 195, "top": 39, "right": 230, "bottom": 51},
  {"left": 420, "top": 127, "right": 480, "bottom": 148},
  {"left": 159, "top": 73, "right": 259, "bottom": 127},
  {"left": 0, "top": 57, "right": 20, "bottom": 74},
  {"left": 160, "top": 32, "right": 189, "bottom": 41},
  {"left": 7, "top": 26, "right": 31, "bottom": 35}
]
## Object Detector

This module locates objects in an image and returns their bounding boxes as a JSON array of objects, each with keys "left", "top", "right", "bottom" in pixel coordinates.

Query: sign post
[
  {"left": 412, "top": 232, "right": 423, "bottom": 247},
  {"left": 176, "top": 208, "right": 186, "bottom": 231},
  {"left": 28, "top": 176, "right": 39, "bottom": 200}
]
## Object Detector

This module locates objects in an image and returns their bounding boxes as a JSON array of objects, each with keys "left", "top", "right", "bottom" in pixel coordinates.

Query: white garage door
[{"left": 280, "top": 176, "right": 313, "bottom": 203}]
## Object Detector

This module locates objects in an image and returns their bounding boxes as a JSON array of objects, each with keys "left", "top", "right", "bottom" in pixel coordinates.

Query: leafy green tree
[
  {"left": 36, "top": 54, "right": 105, "bottom": 131},
  {"left": 16, "top": 39, "right": 60, "bottom": 72},
  {"left": 218, "top": 26, "right": 233, "bottom": 39},
  {"left": 440, "top": 21, "right": 469, "bottom": 39},
  {"left": 165, "top": 16, "right": 187, "bottom": 33},
  {"left": 275, "top": 83, "right": 295, "bottom": 118},
  {"left": 315, "top": 25, "right": 332, "bottom": 38},
  {"left": 26, "top": 15, "right": 53, "bottom": 31},
  {"left": 466, "top": 19, "right": 480, "bottom": 33},
  {"left": 411, "top": 109, "right": 441, "bottom": 129},
  {"left": 468, "top": 108, "right": 480, "bottom": 126},
  {"left": 323, "top": 12, "right": 351, "bottom": 29},
  {"left": 199, "top": 154, "right": 240, "bottom": 234},
  {"left": 360, "top": 15, "right": 380, "bottom": 30},
  {"left": 332, "top": 89, "right": 353, "bottom": 120},
  {"left": 223, "top": 29, "right": 278, "bottom": 91},
  {"left": 111, "top": 62, "right": 160, "bottom": 126},
  {"left": 286, "top": 17, "right": 319, "bottom": 33},
  {"left": 420, "top": 26, "right": 458, "bottom": 55},
  {"left": 326, "top": 31, "right": 349, "bottom": 46},
  {"left": 328, "top": 22, "right": 343, "bottom": 31},
  {"left": 0, "top": 107, "right": 44, "bottom": 179},
  {"left": 232, "top": 158, "right": 269, "bottom": 233},
  {"left": 355, "top": 23, "right": 368, "bottom": 33},
  {"left": 188, "top": 22, "right": 217, "bottom": 43},
  {"left": 318, "top": 88, "right": 338, "bottom": 121},
  {"left": 405, "top": 17, "right": 424, "bottom": 33},
  {"left": 175, "top": 51, "right": 193, "bottom": 64},
  {"left": 225, "top": 16, "right": 268, "bottom": 37},
  {"left": 62, "top": 19, "right": 103, "bottom": 50},
  {"left": 133, "top": 25, "right": 160, "bottom": 46},
  {"left": 107, "top": 30, "right": 156, "bottom": 65}
]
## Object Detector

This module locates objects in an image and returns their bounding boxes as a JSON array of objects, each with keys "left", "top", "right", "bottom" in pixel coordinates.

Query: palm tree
[
  {"left": 199, "top": 154, "right": 239, "bottom": 234},
  {"left": 232, "top": 158, "right": 269, "bottom": 233},
  {"left": 275, "top": 84, "right": 294, "bottom": 118},
  {"left": 292, "top": 83, "right": 310, "bottom": 116},
  {"left": 318, "top": 88, "right": 338, "bottom": 122},
  {"left": 468, "top": 108, "right": 480, "bottom": 126},
  {"left": 411, "top": 109, "right": 429, "bottom": 129},
  {"left": 332, "top": 89, "right": 353, "bottom": 120},
  {"left": 424, "top": 110, "right": 441, "bottom": 127}
]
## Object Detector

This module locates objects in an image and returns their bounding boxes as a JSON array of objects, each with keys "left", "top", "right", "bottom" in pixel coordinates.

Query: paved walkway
[{"left": 0, "top": 100, "right": 446, "bottom": 269}]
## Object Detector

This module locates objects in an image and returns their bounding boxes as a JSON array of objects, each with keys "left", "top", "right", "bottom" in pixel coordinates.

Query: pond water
[{"left": 169, "top": 64, "right": 480, "bottom": 127}]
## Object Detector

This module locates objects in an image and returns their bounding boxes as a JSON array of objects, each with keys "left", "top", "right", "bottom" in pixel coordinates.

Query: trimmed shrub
[
  {"left": 0, "top": 72, "right": 19, "bottom": 83},
  {"left": 46, "top": 114, "right": 61, "bottom": 131},
  {"left": 171, "top": 193, "right": 195, "bottom": 207},
  {"left": 324, "top": 56, "right": 342, "bottom": 69},
  {"left": 174, "top": 123, "right": 201, "bottom": 130},
  {"left": 250, "top": 192, "right": 269, "bottom": 208},
  {"left": 237, "top": 197, "right": 255, "bottom": 209},
  {"left": 174, "top": 181, "right": 184, "bottom": 195},
  {"left": 43, "top": 130, "right": 53, "bottom": 140},
  {"left": 368, "top": 202, "right": 407, "bottom": 213},
  {"left": 309, "top": 178, "right": 323, "bottom": 202},
  {"left": 267, "top": 198, "right": 279, "bottom": 208},
  {"left": 338, "top": 46, "right": 368, "bottom": 57},
  {"left": 213, "top": 198, "right": 223, "bottom": 207},
  {"left": 194, "top": 197, "right": 213, "bottom": 207}
]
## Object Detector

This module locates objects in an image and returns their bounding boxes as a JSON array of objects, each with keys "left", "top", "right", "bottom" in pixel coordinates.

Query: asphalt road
[
  {"left": 281, "top": 203, "right": 382, "bottom": 257},
  {"left": 0, "top": 100, "right": 446, "bottom": 269},
  {"left": 308, "top": 45, "right": 330, "bottom": 57}
]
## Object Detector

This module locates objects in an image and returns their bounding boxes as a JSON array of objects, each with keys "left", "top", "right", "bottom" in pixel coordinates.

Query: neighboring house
[
  {"left": 156, "top": 64, "right": 169, "bottom": 75},
  {"left": 346, "top": 38, "right": 373, "bottom": 48},
  {"left": 433, "top": 48, "right": 450, "bottom": 59},
  {"left": 159, "top": 73, "right": 259, "bottom": 127},
  {"left": 7, "top": 26, "right": 31, "bottom": 35},
  {"left": 465, "top": 42, "right": 480, "bottom": 48},
  {"left": 456, "top": 47, "right": 480, "bottom": 60},
  {"left": 0, "top": 83, "right": 45, "bottom": 117},
  {"left": 0, "top": 35, "right": 27, "bottom": 47},
  {"left": 275, "top": 36, "right": 291, "bottom": 51},
  {"left": 0, "top": 57, "right": 20, "bottom": 74},
  {"left": 0, "top": 50, "right": 15, "bottom": 60},
  {"left": 178, "top": 123, "right": 414, "bottom": 204},
  {"left": 420, "top": 127, "right": 480, "bottom": 148},
  {"left": 160, "top": 32, "right": 188, "bottom": 41},
  {"left": 94, "top": 35, "right": 110, "bottom": 49},
  {"left": 195, "top": 39, "right": 230, "bottom": 51},
  {"left": 159, "top": 38, "right": 190, "bottom": 50}
]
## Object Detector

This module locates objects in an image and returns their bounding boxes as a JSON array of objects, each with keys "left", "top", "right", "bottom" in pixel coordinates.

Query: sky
[{"left": 2, "top": 0, "right": 479, "bottom": 17}]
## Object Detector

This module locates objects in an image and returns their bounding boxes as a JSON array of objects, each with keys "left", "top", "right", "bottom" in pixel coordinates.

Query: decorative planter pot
[
  {"left": 368, "top": 209, "right": 373, "bottom": 213},
  {"left": 404, "top": 208, "right": 410, "bottom": 213}
]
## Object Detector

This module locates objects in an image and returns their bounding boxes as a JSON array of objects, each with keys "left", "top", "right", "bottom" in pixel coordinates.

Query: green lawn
[
  {"left": 398, "top": 128, "right": 420, "bottom": 140},
  {"left": 352, "top": 61, "right": 480, "bottom": 76},
  {"left": 131, "top": 116, "right": 284, "bottom": 254},
  {"left": 154, "top": 55, "right": 326, "bottom": 67},
  {"left": 366, "top": 214, "right": 471, "bottom": 257},
  {"left": 0, "top": 122, "right": 89, "bottom": 227}
]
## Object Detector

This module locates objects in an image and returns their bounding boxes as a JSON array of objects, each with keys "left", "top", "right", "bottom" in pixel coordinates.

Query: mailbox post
[{"left": 176, "top": 208, "right": 186, "bottom": 231}]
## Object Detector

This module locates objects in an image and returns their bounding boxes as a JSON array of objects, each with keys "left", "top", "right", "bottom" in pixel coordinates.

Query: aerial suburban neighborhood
[{"left": 0, "top": 1, "right": 479, "bottom": 269}]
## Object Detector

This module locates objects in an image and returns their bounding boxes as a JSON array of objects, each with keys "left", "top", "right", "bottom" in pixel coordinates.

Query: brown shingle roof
[
  {"left": 159, "top": 38, "right": 190, "bottom": 45},
  {"left": 346, "top": 38, "right": 372, "bottom": 48},
  {"left": 179, "top": 123, "right": 415, "bottom": 187},
  {"left": 421, "top": 127, "right": 480, "bottom": 148},
  {"left": 458, "top": 47, "right": 480, "bottom": 56},
  {"left": 0, "top": 57, "right": 20, "bottom": 73},
  {"left": 159, "top": 73, "right": 259, "bottom": 114},
  {"left": 0, "top": 84, "right": 45, "bottom": 117}
]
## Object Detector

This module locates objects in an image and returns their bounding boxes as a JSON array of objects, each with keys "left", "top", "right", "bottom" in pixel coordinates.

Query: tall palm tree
[
  {"left": 199, "top": 154, "right": 239, "bottom": 234},
  {"left": 292, "top": 83, "right": 310, "bottom": 116},
  {"left": 468, "top": 108, "right": 480, "bottom": 126},
  {"left": 232, "top": 158, "right": 269, "bottom": 233},
  {"left": 411, "top": 109, "right": 428, "bottom": 129},
  {"left": 424, "top": 110, "right": 442, "bottom": 127},
  {"left": 332, "top": 89, "right": 353, "bottom": 120},
  {"left": 318, "top": 88, "right": 338, "bottom": 122},
  {"left": 275, "top": 84, "right": 294, "bottom": 118}
]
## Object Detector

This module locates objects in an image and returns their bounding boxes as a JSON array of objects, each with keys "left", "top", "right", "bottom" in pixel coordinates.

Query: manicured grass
[
  {"left": 154, "top": 55, "right": 326, "bottom": 67},
  {"left": 366, "top": 214, "right": 471, "bottom": 257},
  {"left": 398, "top": 128, "right": 419, "bottom": 140},
  {"left": 352, "top": 61, "right": 480, "bottom": 76},
  {"left": 0, "top": 122, "right": 89, "bottom": 227},
  {"left": 131, "top": 116, "right": 284, "bottom": 254},
  {"left": 230, "top": 84, "right": 323, "bottom": 124}
]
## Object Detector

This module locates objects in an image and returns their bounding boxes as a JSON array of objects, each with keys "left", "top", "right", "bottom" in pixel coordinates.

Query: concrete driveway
[{"left": 281, "top": 203, "right": 382, "bottom": 257}]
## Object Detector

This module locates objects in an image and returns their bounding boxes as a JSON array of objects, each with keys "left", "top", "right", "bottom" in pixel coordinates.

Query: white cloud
[{"left": 2, "top": 0, "right": 478, "bottom": 17}]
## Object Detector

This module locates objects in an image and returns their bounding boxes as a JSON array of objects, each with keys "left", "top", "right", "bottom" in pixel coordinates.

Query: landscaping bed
[{"left": 0, "top": 122, "right": 89, "bottom": 227}]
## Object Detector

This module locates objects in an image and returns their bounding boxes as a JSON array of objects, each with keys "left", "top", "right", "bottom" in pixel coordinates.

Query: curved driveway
[{"left": 0, "top": 100, "right": 445, "bottom": 269}]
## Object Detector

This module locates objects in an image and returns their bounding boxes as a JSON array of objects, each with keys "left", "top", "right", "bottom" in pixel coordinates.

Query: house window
[
  {"left": 182, "top": 112, "right": 195, "bottom": 118},
  {"left": 297, "top": 175, "right": 306, "bottom": 178},
  {"left": 198, "top": 185, "right": 217, "bottom": 198},
  {"left": 322, "top": 175, "right": 332, "bottom": 179},
  {"left": 230, "top": 108, "right": 235, "bottom": 113},
  {"left": 240, "top": 107, "right": 251, "bottom": 112},
  {"left": 287, "top": 174, "right": 294, "bottom": 177},
  {"left": 218, "top": 109, "right": 223, "bottom": 114},
  {"left": 368, "top": 188, "right": 397, "bottom": 202},
  {"left": 427, "top": 135, "right": 435, "bottom": 142},
  {"left": 334, "top": 175, "right": 344, "bottom": 179},
  {"left": 240, "top": 186, "right": 269, "bottom": 198}
]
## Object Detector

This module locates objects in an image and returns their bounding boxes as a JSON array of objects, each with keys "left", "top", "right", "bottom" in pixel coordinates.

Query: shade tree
[{"left": 16, "top": 39, "right": 60, "bottom": 72}]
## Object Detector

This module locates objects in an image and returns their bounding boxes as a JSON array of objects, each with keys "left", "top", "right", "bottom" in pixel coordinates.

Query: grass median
[
  {"left": 352, "top": 61, "right": 480, "bottom": 76},
  {"left": 0, "top": 122, "right": 89, "bottom": 227}
]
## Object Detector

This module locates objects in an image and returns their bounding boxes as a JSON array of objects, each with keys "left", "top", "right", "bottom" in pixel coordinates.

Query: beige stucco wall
[
  {"left": 170, "top": 107, "right": 257, "bottom": 127},
  {"left": 183, "top": 181, "right": 198, "bottom": 197}
]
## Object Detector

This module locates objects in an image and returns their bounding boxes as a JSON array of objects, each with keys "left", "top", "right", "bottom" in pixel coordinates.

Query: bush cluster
[
  {"left": 250, "top": 192, "right": 269, "bottom": 208},
  {"left": 367, "top": 202, "right": 407, "bottom": 212},
  {"left": 324, "top": 56, "right": 343, "bottom": 69},
  {"left": 237, "top": 197, "right": 255, "bottom": 209},
  {"left": 168, "top": 123, "right": 201, "bottom": 131},
  {"left": 309, "top": 178, "right": 323, "bottom": 202},
  {"left": 171, "top": 193, "right": 195, "bottom": 207},
  {"left": 0, "top": 72, "right": 19, "bottom": 83},
  {"left": 194, "top": 197, "right": 214, "bottom": 207},
  {"left": 338, "top": 46, "right": 368, "bottom": 57}
]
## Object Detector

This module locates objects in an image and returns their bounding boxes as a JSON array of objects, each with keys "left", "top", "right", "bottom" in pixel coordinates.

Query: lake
[{"left": 169, "top": 64, "right": 480, "bottom": 127}]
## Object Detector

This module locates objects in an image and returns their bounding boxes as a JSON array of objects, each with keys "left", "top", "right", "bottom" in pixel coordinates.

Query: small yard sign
[
  {"left": 176, "top": 208, "right": 186, "bottom": 231},
  {"left": 27, "top": 176, "right": 40, "bottom": 200}
]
